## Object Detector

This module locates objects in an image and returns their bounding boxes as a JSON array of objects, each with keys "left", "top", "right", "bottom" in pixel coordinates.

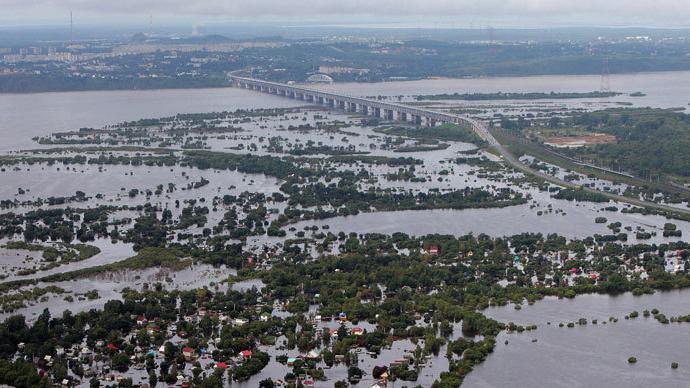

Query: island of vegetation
[
  {"left": 0, "top": 103, "right": 689, "bottom": 388},
  {"left": 415, "top": 91, "right": 622, "bottom": 101}
]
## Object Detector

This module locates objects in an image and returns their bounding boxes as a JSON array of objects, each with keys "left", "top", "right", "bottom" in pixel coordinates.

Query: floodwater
[
  {"left": 291, "top": 198, "right": 690, "bottom": 245},
  {"left": 2, "top": 71, "right": 690, "bottom": 153},
  {"left": 0, "top": 163, "right": 281, "bottom": 206},
  {"left": 0, "top": 87, "right": 301, "bottom": 152},
  {"left": 465, "top": 289, "right": 690, "bottom": 388},
  {"left": 314, "top": 70, "right": 690, "bottom": 111},
  {"left": 1, "top": 72, "right": 690, "bottom": 386},
  {"left": 0, "top": 263, "right": 235, "bottom": 321}
]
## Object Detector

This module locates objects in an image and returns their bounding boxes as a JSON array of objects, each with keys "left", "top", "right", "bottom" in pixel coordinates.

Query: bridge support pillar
[
  {"left": 426, "top": 118, "right": 437, "bottom": 127},
  {"left": 373, "top": 108, "right": 381, "bottom": 118},
  {"left": 327, "top": 98, "right": 335, "bottom": 107},
  {"left": 413, "top": 115, "right": 422, "bottom": 126},
  {"left": 361, "top": 105, "right": 369, "bottom": 115},
  {"left": 398, "top": 112, "right": 407, "bottom": 122},
  {"left": 384, "top": 109, "right": 394, "bottom": 121},
  {"left": 338, "top": 101, "right": 346, "bottom": 110},
  {"left": 348, "top": 102, "right": 357, "bottom": 113}
]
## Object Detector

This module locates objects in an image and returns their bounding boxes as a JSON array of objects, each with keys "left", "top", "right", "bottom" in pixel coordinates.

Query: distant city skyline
[{"left": 3, "top": 0, "right": 690, "bottom": 28}]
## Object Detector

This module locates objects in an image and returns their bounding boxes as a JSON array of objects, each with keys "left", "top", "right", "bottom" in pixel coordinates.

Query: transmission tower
[
  {"left": 600, "top": 55, "right": 611, "bottom": 92},
  {"left": 483, "top": 24, "right": 498, "bottom": 75},
  {"left": 70, "top": 11, "right": 73, "bottom": 45}
]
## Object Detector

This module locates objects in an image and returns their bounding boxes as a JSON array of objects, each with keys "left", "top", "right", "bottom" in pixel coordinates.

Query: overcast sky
[{"left": 3, "top": 0, "right": 690, "bottom": 27}]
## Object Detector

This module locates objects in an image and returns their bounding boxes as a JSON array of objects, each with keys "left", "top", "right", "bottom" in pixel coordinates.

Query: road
[
  {"left": 232, "top": 75, "right": 690, "bottom": 218},
  {"left": 463, "top": 117, "right": 690, "bottom": 217}
]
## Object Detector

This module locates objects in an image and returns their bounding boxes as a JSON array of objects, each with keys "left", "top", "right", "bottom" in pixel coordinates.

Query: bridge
[
  {"left": 229, "top": 75, "right": 497, "bottom": 146},
  {"left": 230, "top": 75, "right": 690, "bottom": 217}
]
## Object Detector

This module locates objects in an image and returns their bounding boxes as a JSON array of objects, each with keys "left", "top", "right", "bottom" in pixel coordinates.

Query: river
[
  {"left": 2, "top": 71, "right": 690, "bottom": 153},
  {"left": 0, "top": 87, "right": 302, "bottom": 152},
  {"left": 315, "top": 70, "right": 690, "bottom": 110}
]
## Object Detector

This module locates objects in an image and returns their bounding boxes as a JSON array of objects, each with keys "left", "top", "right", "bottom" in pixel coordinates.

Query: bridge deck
[{"left": 230, "top": 75, "right": 496, "bottom": 145}]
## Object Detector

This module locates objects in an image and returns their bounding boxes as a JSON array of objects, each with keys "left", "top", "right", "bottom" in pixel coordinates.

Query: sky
[{"left": 3, "top": 0, "right": 690, "bottom": 28}]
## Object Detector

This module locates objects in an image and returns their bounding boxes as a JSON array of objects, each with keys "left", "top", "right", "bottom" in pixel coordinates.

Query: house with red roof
[
  {"left": 146, "top": 323, "right": 160, "bottom": 336},
  {"left": 182, "top": 347, "right": 195, "bottom": 361}
]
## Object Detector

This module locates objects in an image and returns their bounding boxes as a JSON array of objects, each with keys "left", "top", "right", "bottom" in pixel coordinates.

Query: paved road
[{"left": 461, "top": 116, "right": 690, "bottom": 217}]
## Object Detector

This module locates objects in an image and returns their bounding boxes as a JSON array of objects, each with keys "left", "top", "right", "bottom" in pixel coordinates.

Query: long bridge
[
  {"left": 230, "top": 75, "right": 690, "bottom": 217},
  {"left": 230, "top": 75, "right": 497, "bottom": 146}
]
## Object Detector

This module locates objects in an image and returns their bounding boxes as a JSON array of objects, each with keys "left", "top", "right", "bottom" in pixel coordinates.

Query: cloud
[{"left": 3, "top": 0, "right": 690, "bottom": 26}]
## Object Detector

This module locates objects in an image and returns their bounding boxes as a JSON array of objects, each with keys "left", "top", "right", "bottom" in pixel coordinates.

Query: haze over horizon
[{"left": 3, "top": 0, "right": 690, "bottom": 28}]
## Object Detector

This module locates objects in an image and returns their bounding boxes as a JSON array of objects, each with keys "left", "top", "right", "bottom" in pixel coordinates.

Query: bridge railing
[{"left": 230, "top": 75, "right": 490, "bottom": 139}]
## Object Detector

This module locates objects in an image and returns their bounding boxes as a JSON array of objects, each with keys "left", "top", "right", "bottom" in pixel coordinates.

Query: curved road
[
  {"left": 232, "top": 75, "right": 690, "bottom": 217},
  {"left": 463, "top": 117, "right": 690, "bottom": 217}
]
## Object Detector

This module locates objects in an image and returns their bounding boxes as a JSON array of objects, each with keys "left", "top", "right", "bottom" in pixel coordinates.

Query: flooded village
[{"left": 1, "top": 72, "right": 690, "bottom": 388}]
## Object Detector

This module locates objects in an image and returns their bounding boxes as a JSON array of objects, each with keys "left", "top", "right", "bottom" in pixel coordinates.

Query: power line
[{"left": 69, "top": 11, "right": 73, "bottom": 44}]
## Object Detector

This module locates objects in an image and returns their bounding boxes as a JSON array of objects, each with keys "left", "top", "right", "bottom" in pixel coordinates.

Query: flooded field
[
  {"left": 1, "top": 72, "right": 689, "bottom": 387},
  {"left": 0, "top": 263, "right": 235, "bottom": 321},
  {"left": 467, "top": 289, "right": 690, "bottom": 388},
  {"left": 290, "top": 200, "right": 690, "bottom": 245}
]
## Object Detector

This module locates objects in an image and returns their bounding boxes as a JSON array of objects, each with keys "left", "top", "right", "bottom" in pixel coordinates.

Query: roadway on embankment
[
  {"left": 231, "top": 75, "right": 690, "bottom": 217},
  {"left": 467, "top": 119, "right": 690, "bottom": 218}
]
